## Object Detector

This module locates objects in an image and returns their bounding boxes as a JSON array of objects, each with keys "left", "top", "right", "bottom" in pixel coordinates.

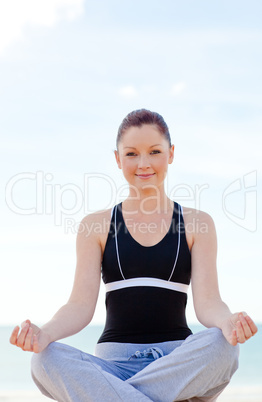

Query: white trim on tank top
[{"left": 105, "top": 277, "right": 188, "bottom": 293}]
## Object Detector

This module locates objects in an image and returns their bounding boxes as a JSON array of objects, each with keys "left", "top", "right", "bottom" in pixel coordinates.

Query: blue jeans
[{"left": 31, "top": 328, "right": 239, "bottom": 402}]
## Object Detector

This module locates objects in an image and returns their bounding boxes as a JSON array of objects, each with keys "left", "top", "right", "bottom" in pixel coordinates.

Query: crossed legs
[{"left": 31, "top": 328, "right": 239, "bottom": 402}]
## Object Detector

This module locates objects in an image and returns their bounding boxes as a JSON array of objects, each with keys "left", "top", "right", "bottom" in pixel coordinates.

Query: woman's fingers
[
  {"left": 23, "top": 327, "right": 34, "bottom": 351},
  {"left": 9, "top": 326, "right": 20, "bottom": 345},
  {"left": 16, "top": 323, "right": 30, "bottom": 348},
  {"left": 21, "top": 319, "right": 31, "bottom": 328},
  {"left": 245, "top": 314, "right": 258, "bottom": 335},
  {"left": 235, "top": 313, "right": 258, "bottom": 344},
  {"left": 10, "top": 321, "right": 41, "bottom": 352},
  {"left": 239, "top": 313, "right": 253, "bottom": 339},
  {"left": 236, "top": 320, "right": 246, "bottom": 343}
]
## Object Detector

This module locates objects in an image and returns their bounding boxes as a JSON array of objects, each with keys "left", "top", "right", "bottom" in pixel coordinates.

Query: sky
[{"left": 0, "top": 0, "right": 261, "bottom": 327}]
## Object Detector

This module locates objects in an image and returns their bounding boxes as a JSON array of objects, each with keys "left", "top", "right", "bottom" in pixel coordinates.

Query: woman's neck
[{"left": 123, "top": 188, "right": 173, "bottom": 215}]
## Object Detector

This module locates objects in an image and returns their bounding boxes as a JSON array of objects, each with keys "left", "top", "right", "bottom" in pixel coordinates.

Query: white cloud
[
  {"left": 0, "top": 0, "right": 84, "bottom": 55},
  {"left": 171, "top": 82, "right": 186, "bottom": 95},
  {"left": 118, "top": 85, "right": 138, "bottom": 98}
]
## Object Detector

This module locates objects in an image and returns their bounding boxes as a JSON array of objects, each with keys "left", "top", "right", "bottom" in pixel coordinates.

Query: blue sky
[{"left": 0, "top": 0, "right": 261, "bottom": 326}]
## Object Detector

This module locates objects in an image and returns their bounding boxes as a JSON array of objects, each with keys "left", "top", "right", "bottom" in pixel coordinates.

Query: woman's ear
[
  {"left": 114, "top": 150, "right": 122, "bottom": 169},
  {"left": 168, "top": 144, "right": 175, "bottom": 164}
]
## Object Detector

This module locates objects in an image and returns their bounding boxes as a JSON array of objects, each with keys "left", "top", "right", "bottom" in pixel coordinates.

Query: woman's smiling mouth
[{"left": 135, "top": 173, "right": 156, "bottom": 179}]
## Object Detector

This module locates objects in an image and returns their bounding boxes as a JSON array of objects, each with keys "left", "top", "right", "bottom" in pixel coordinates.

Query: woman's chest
[{"left": 122, "top": 215, "right": 173, "bottom": 247}]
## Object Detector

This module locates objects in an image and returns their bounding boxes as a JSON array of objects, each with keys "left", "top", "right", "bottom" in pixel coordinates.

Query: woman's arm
[
  {"left": 10, "top": 212, "right": 105, "bottom": 353},
  {"left": 190, "top": 210, "right": 258, "bottom": 345}
]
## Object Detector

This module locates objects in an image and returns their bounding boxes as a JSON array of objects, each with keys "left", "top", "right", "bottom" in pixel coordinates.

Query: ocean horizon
[{"left": 1, "top": 324, "right": 262, "bottom": 400}]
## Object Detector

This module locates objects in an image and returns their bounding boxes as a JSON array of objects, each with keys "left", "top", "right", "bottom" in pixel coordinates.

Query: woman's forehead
[{"left": 120, "top": 124, "right": 165, "bottom": 143}]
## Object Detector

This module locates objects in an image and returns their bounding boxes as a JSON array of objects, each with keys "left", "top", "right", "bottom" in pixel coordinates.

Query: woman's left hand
[{"left": 221, "top": 312, "right": 258, "bottom": 346}]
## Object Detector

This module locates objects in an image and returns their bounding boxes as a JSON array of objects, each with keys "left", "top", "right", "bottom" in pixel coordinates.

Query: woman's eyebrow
[
  {"left": 123, "top": 144, "right": 162, "bottom": 149},
  {"left": 150, "top": 144, "right": 162, "bottom": 147}
]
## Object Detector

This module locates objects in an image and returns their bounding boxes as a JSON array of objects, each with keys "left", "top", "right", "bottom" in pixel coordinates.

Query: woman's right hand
[{"left": 9, "top": 319, "right": 51, "bottom": 353}]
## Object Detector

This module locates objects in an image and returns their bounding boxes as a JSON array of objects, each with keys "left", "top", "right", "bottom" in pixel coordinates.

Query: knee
[
  {"left": 31, "top": 342, "right": 61, "bottom": 381},
  {"left": 207, "top": 328, "right": 239, "bottom": 376}
]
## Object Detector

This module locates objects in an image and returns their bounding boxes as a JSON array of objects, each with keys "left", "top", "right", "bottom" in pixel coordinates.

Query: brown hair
[{"left": 116, "top": 109, "right": 172, "bottom": 149}]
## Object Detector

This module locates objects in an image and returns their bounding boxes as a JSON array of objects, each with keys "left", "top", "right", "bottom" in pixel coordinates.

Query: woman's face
[{"left": 115, "top": 124, "right": 174, "bottom": 191}]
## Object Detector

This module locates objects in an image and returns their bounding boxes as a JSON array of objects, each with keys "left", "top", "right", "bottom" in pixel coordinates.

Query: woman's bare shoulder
[
  {"left": 182, "top": 206, "right": 214, "bottom": 223},
  {"left": 78, "top": 207, "right": 114, "bottom": 250},
  {"left": 181, "top": 206, "right": 216, "bottom": 249},
  {"left": 80, "top": 207, "right": 113, "bottom": 225}
]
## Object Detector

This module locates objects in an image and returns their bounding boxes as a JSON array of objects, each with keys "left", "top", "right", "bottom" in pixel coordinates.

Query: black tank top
[{"left": 98, "top": 201, "right": 192, "bottom": 344}]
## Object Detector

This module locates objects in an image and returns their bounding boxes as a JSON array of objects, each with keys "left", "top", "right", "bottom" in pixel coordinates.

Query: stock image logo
[
  {"left": 5, "top": 170, "right": 257, "bottom": 233},
  {"left": 222, "top": 171, "right": 257, "bottom": 232}
]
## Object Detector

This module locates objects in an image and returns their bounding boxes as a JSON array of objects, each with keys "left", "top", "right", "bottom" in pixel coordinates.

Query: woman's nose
[{"left": 138, "top": 154, "right": 150, "bottom": 169}]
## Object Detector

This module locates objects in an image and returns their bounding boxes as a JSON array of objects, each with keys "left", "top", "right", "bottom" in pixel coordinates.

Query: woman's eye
[
  {"left": 150, "top": 150, "right": 161, "bottom": 154},
  {"left": 125, "top": 150, "right": 160, "bottom": 156}
]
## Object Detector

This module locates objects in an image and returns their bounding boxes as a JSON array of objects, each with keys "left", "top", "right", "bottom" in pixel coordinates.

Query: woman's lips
[{"left": 135, "top": 173, "right": 155, "bottom": 179}]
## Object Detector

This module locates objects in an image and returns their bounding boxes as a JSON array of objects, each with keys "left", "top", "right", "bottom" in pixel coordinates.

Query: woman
[{"left": 10, "top": 109, "right": 257, "bottom": 402}]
